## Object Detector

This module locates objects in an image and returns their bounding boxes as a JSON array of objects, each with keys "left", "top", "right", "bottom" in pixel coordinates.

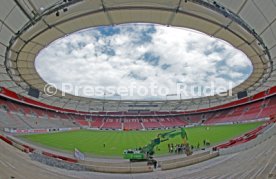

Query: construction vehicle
[{"left": 123, "top": 128, "right": 192, "bottom": 161}]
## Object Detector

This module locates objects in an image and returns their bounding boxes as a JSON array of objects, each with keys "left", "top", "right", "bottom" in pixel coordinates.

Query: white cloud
[{"left": 35, "top": 24, "right": 252, "bottom": 100}]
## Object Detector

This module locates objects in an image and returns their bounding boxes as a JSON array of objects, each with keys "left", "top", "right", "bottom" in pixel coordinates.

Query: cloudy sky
[{"left": 35, "top": 24, "right": 252, "bottom": 100}]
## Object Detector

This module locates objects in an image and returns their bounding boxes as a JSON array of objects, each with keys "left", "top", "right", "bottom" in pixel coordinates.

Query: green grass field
[{"left": 20, "top": 122, "right": 263, "bottom": 157}]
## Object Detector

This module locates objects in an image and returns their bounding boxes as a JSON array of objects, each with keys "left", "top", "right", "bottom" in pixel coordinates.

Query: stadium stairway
[
  {"left": 121, "top": 122, "right": 124, "bottom": 130},
  {"left": 141, "top": 122, "right": 145, "bottom": 130},
  {"left": 269, "top": 164, "right": 276, "bottom": 178},
  {"left": 16, "top": 115, "right": 34, "bottom": 129}
]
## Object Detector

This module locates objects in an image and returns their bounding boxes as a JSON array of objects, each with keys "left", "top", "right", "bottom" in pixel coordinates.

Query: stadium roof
[{"left": 0, "top": 0, "right": 275, "bottom": 112}]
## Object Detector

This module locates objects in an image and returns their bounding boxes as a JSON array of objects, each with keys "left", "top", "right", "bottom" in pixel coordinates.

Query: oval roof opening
[{"left": 35, "top": 23, "right": 252, "bottom": 100}]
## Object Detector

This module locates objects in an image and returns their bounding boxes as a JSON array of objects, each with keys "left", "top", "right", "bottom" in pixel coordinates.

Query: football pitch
[{"left": 20, "top": 122, "right": 263, "bottom": 157}]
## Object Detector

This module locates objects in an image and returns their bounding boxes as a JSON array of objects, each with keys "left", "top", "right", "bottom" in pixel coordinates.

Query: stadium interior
[{"left": 0, "top": 0, "right": 276, "bottom": 178}]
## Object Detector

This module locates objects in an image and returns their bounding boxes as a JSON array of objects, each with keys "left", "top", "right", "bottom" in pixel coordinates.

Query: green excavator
[{"left": 123, "top": 128, "right": 192, "bottom": 161}]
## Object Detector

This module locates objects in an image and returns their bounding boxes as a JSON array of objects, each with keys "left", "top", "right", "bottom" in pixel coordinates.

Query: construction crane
[{"left": 123, "top": 128, "right": 192, "bottom": 161}]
